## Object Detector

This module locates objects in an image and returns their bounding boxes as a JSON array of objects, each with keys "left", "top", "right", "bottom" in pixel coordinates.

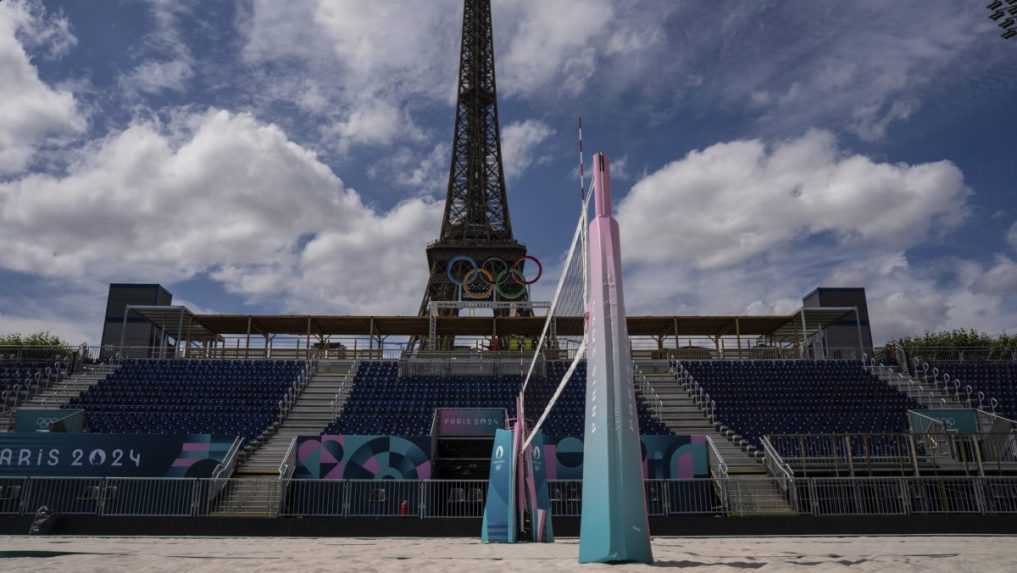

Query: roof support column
[
  {"left": 735, "top": 317, "right": 742, "bottom": 359},
  {"left": 119, "top": 306, "right": 130, "bottom": 356},
  {"left": 184, "top": 315, "right": 192, "bottom": 358},
  {"left": 306, "top": 317, "right": 312, "bottom": 361},
  {"left": 800, "top": 309, "right": 808, "bottom": 359},
  {"left": 176, "top": 308, "right": 185, "bottom": 359},
  {"left": 245, "top": 317, "right": 252, "bottom": 360},
  {"left": 673, "top": 317, "right": 679, "bottom": 358},
  {"left": 854, "top": 307, "right": 864, "bottom": 361}
]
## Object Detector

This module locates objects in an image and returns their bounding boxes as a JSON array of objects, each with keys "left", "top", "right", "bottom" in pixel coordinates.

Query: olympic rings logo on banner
[{"left": 446, "top": 255, "right": 543, "bottom": 300}]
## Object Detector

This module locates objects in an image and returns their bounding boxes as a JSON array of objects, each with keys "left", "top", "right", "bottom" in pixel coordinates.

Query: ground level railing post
[
  {"left": 419, "top": 481, "right": 426, "bottom": 519},
  {"left": 899, "top": 478, "right": 912, "bottom": 516},
  {"left": 974, "top": 478, "right": 988, "bottom": 515}
]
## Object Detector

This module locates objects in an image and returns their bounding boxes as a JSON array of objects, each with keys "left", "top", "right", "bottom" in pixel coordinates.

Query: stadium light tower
[{"left": 988, "top": 0, "right": 1017, "bottom": 39}]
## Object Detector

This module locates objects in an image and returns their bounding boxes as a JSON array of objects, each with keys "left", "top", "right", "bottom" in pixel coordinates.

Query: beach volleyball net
[{"left": 518, "top": 192, "right": 591, "bottom": 451}]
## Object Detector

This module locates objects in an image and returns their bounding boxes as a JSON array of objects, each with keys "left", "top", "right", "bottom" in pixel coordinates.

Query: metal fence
[
  {"left": 3, "top": 476, "right": 1017, "bottom": 519},
  {"left": 768, "top": 432, "right": 1017, "bottom": 476}
]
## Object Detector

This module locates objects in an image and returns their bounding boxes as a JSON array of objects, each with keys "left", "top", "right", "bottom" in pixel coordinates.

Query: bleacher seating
[
  {"left": 69, "top": 359, "right": 305, "bottom": 438},
  {"left": 679, "top": 360, "right": 918, "bottom": 447},
  {"left": 327, "top": 361, "right": 671, "bottom": 440},
  {"left": 928, "top": 361, "right": 1017, "bottom": 418},
  {"left": 1, "top": 358, "right": 67, "bottom": 411}
]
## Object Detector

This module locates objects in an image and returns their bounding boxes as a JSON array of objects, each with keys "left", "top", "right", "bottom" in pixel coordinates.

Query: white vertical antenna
[
  {"left": 578, "top": 116, "right": 586, "bottom": 200},
  {"left": 578, "top": 117, "right": 589, "bottom": 319}
]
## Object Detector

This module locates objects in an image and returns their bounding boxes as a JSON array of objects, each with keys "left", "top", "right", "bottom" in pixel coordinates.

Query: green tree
[
  {"left": 896, "top": 329, "right": 1016, "bottom": 360},
  {"left": 0, "top": 331, "right": 67, "bottom": 347}
]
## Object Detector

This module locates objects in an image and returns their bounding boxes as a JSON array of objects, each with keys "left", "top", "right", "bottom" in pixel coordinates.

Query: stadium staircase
[
  {"left": 864, "top": 359, "right": 966, "bottom": 409},
  {"left": 0, "top": 364, "right": 119, "bottom": 431},
  {"left": 634, "top": 360, "right": 794, "bottom": 515},
  {"left": 235, "top": 360, "right": 355, "bottom": 475},
  {"left": 216, "top": 360, "right": 354, "bottom": 516},
  {"left": 635, "top": 360, "right": 763, "bottom": 474}
]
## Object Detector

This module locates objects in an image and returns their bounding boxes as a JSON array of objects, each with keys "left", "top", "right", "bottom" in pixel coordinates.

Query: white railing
[
  {"left": 0, "top": 356, "right": 73, "bottom": 415},
  {"left": 760, "top": 436, "right": 798, "bottom": 509},
  {"left": 4, "top": 476, "right": 1017, "bottom": 518},
  {"left": 913, "top": 356, "right": 1001, "bottom": 411},
  {"left": 671, "top": 360, "right": 716, "bottom": 423},
  {"left": 862, "top": 353, "right": 938, "bottom": 405},
  {"left": 278, "top": 437, "right": 299, "bottom": 481},
  {"left": 704, "top": 435, "right": 730, "bottom": 510},
  {"left": 330, "top": 361, "right": 357, "bottom": 420},
  {"left": 632, "top": 363, "right": 664, "bottom": 419},
  {"left": 208, "top": 437, "right": 246, "bottom": 502}
]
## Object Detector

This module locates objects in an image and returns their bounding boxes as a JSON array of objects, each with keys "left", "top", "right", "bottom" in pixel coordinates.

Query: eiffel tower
[{"left": 417, "top": 0, "right": 530, "bottom": 349}]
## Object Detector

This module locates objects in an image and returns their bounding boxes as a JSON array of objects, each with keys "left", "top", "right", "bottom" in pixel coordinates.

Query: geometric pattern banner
[
  {"left": 542, "top": 435, "right": 709, "bottom": 481},
  {"left": 293, "top": 435, "right": 432, "bottom": 480}
]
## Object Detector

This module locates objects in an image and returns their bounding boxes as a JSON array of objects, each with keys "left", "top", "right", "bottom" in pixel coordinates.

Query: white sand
[{"left": 0, "top": 535, "right": 1015, "bottom": 572}]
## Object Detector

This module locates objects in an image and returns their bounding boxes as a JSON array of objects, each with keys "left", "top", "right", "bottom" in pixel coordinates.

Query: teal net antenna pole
[{"left": 579, "top": 153, "right": 654, "bottom": 564}]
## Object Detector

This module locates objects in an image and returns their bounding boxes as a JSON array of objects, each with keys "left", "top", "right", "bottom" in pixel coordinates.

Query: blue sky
[{"left": 0, "top": 0, "right": 1015, "bottom": 344}]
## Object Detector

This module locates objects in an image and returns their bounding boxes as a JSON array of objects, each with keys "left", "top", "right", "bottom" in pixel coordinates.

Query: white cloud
[
  {"left": 239, "top": 0, "right": 670, "bottom": 153},
  {"left": 697, "top": 2, "right": 999, "bottom": 141},
  {"left": 0, "top": 0, "right": 85, "bottom": 175},
  {"left": 325, "top": 101, "right": 425, "bottom": 153},
  {"left": 615, "top": 130, "right": 1017, "bottom": 341},
  {"left": 122, "top": 59, "right": 193, "bottom": 95},
  {"left": 0, "top": 312, "right": 94, "bottom": 345},
  {"left": 0, "top": 109, "right": 443, "bottom": 320},
  {"left": 119, "top": 0, "right": 194, "bottom": 96},
  {"left": 619, "top": 130, "right": 969, "bottom": 270},
  {"left": 369, "top": 144, "right": 450, "bottom": 196},
  {"left": 501, "top": 120, "right": 555, "bottom": 180}
]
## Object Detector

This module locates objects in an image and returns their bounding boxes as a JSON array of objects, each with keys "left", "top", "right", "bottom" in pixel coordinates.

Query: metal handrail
[
  {"left": 917, "top": 357, "right": 1004, "bottom": 413},
  {"left": 704, "top": 435, "right": 729, "bottom": 480},
  {"left": 278, "top": 436, "right": 299, "bottom": 480},
  {"left": 632, "top": 363, "right": 664, "bottom": 419},
  {"left": 331, "top": 361, "right": 357, "bottom": 420},
  {"left": 211, "top": 436, "right": 245, "bottom": 481},
  {"left": 206, "top": 436, "right": 246, "bottom": 504},
  {"left": 671, "top": 360, "right": 716, "bottom": 423},
  {"left": 760, "top": 435, "right": 799, "bottom": 510}
]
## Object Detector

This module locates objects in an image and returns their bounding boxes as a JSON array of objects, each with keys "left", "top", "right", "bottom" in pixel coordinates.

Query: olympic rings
[{"left": 446, "top": 255, "right": 543, "bottom": 300}]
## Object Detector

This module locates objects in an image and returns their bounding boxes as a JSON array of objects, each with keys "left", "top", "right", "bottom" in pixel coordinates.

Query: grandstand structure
[{"left": 3, "top": 0, "right": 1017, "bottom": 539}]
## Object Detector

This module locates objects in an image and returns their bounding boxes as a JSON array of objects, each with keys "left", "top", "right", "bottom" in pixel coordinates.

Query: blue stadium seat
[
  {"left": 325, "top": 360, "right": 671, "bottom": 441},
  {"left": 678, "top": 359, "right": 919, "bottom": 447},
  {"left": 66, "top": 359, "right": 304, "bottom": 439}
]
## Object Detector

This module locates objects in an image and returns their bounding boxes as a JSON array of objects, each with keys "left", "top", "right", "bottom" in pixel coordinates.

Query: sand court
[{"left": 0, "top": 535, "right": 1015, "bottom": 572}]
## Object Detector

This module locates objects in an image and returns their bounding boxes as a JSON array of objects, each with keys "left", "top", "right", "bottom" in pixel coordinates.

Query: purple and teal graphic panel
[
  {"left": 436, "top": 408, "right": 507, "bottom": 436},
  {"left": 542, "top": 435, "right": 708, "bottom": 481},
  {"left": 293, "top": 435, "right": 431, "bottom": 480},
  {"left": 165, "top": 434, "right": 237, "bottom": 478},
  {"left": 0, "top": 433, "right": 235, "bottom": 477},
  {"left": 641, "top": 435, "right": 709, "bottom": 479},
  {"left": 527, "top": 432, "right": 554, "bottom": 542},
  {"left": 482, "top": 427, "right": 517, "bottom": 544}
]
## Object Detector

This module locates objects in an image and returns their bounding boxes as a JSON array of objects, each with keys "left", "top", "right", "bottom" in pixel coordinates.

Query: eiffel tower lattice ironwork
[{"left": 417, "top": 0, "right": 531, "bottom": 349}]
